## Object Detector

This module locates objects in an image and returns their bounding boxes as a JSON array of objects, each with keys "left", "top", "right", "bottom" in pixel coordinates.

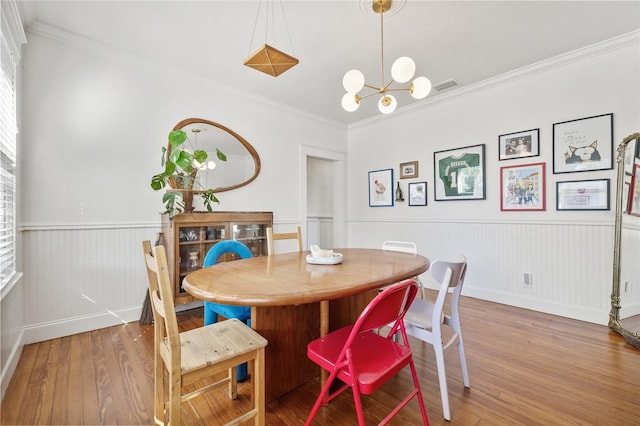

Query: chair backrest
[
  {"left": 203, "top": 240, "right": 253, "bottom": 267},
  {"left": 266, "top": 226, "right": 303, "bottom": 255},
  {"left": 382, "top": 240, "right": 418, "bottom": 254},
  {"left": 142, "top": 241, "right": 181, "bottom": 359},
  {"left": 430, "top": 255, "right": 467, "bottom": 322},
  {"left": 358, "top": 279, "right": 419, "bottom": 334}
]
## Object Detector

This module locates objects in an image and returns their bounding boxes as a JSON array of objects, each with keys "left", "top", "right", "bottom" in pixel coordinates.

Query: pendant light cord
[{"left": 247, "top": 0, "right": 296, "bottom": 56}]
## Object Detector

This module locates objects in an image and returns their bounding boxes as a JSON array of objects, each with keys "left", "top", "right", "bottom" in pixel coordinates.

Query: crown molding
[
  {"left": 25, "top": 21, "right": 346, "bottom": 130},
  {"left": 351, "top": 29, "right": 640, "bottom": 129}
]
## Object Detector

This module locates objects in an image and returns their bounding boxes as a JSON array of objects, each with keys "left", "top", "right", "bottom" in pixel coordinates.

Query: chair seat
[
  {"left": 403, "top": 297, "right": 439, "bottom": 331},
  {"left": 307, "top": 325, "right": 413, "bottom": 395},
  {"left": 160, "top": 318, "right": 267, "bottom": 376},
  {"left": 205, "top": 302, "right": 251, "bottom": 323}
]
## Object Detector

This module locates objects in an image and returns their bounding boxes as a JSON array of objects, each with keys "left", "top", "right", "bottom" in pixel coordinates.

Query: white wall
[
  {"left": 16, "top": 24, "right": 346, "bottom": 345},
  {"left": 346, "top": 32, "right": 640, "bottom": 325}
]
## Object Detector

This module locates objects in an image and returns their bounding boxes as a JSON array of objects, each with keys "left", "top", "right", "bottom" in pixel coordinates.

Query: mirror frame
[
  {"left": 609, "top": 131, "right": 640, "bottom": 349},
  {"left": 172, "top": 118, "right": 261, "bottom": 193}
]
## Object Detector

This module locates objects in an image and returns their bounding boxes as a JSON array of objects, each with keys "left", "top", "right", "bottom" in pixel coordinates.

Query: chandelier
[{"left": 341, "top": 0, "right": 431, "bottom": 114}]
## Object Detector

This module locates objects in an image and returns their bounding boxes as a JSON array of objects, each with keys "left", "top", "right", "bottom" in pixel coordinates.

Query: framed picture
[
  {"left": 498, "top": 128, "right": 540, "bottom": 161},
  {"left": 500, "top": 162, "right": 546, "bottom": 211},
  {"left": 556, "top": 179, "right": 610, "bottom": 211},
  {"left": 552, "top": 113, "right": 613, "bottom": 174},
  {"left": 368, "top": 168, "right": 394, "bottom": 207},
  {"left": 399, "top": 161, "right": 418, "bottom": 179},
  {"left": 629, "top": 164, "right": 640, "bottom": 217},
  {"left": 434, "top": 144, "right": 486, "bottom": 201},
  {"left": 408, "top": 182, "right": 427, "bottom": 206}
]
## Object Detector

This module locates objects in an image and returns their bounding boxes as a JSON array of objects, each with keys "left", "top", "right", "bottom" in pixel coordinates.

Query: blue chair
[{"left": 202, "top": 240, "right": 253, "bottom": 381}]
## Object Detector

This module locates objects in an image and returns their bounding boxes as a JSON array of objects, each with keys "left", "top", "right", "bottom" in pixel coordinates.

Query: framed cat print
[{"left": 552, "top": 113, "right": 613, "bottom": 174}]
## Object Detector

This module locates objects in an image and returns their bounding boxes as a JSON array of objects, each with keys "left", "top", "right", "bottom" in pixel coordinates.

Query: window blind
[{"left": 0, "top": 37, "right": 17, "bottom": 289}]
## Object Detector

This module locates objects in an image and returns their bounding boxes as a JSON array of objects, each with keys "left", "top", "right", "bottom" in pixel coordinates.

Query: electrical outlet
[{"left": 524, "top": 272, "right": 533, "bottom": 287}]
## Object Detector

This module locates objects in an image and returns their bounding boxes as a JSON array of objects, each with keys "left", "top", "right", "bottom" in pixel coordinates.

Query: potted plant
[{"left": 150, "top": 129, "right": 226, "bottom": 218}]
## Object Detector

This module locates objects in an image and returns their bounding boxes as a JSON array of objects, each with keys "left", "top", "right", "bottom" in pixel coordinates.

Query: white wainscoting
[
  {"left": 306, "top": 216, "right": 334, "bottom": 249},
  {"left": 20, "top": 224, "right": 161, "bottom": 344},
  {"left": 18, "top": 219, "right": 635, "bottom": 344},
  {"left": 348, "top": 219, "right": 620, "bottom": 325}
]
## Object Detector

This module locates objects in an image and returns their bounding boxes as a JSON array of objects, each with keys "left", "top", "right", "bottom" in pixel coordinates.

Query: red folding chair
[{"left": 305, "top": 279, "right": 429, "bottom": 425}]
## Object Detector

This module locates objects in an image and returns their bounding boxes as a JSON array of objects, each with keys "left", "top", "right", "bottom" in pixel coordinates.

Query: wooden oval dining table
[{"left": 183, "top": 247, "right": 429, "bottom": 402}]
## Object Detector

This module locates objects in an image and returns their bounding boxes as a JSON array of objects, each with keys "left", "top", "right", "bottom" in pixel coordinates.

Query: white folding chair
[{"left": 382, "top": 241, "right": 424, "bottom": 297}]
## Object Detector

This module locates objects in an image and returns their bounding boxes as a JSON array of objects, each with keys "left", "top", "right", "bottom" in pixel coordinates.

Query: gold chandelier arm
[
  {"left": 364, "top": 83, "right": 383, "bottom": 91},
  {"left": 358, "top": 91, "right": 384, "bottom": 101},
  {"left": 385, "top": 87, "right": 412, "bottom": 93}
]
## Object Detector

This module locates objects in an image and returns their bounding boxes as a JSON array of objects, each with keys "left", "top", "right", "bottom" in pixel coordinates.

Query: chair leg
[
  {"left": 457, "top": 336, "right": 471, "bottom": 388},
  {"left": 154, "top": 351, "right": 164, "bottom": 425},
  {"left": 408, "top": 360, "right": 430, "bottom": 426},
  {"left": 228, "top": 364, "right": 238, "bottom": 400},
  {"left": 203, "top": 305, "right": 218, "bottom": 325},
  {"left": 168, "top": 368, "right": 181, "bottom": 426},
  {"left": 351, "top": 386, "right": 366, "bottom": 426},
  {"left": 433, "top": 344, "right": 451, "bottom": 421},
  {"left": 305, "top": 371, "right": 345, "bottom": 426},
  {"left": 255, "top": 348, "right": 266, "bottom": 426}
]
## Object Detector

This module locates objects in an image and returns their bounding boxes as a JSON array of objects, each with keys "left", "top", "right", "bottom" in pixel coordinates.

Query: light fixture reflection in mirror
[{"left": 172, "top": 118, "right": 261, "bottom": 193}]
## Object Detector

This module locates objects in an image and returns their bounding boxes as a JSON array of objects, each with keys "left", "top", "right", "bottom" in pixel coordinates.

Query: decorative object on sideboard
[
  {"left": 150, "top": 128, "right": 227, "bottom": 218},
  {"left": 341, "top": 0, "right": 431, "bottom": 114}
]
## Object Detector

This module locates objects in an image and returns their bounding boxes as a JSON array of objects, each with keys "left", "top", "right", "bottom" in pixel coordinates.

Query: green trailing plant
[{"left": 151, "top": 129, "right": 227, "bottom": 218}]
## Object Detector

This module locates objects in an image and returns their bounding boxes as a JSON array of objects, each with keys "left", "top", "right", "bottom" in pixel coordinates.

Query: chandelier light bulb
[
  {"left": 391, "top": 57, "right": 416, "bottom": 83},
  {"left": 410, "top": 76, "right": 432, "bottom": 99},
  {"left": 342, "top": 69, "right": 365, "bottom": 93},
  {"left": 207, "top": 161, "right": 216, "bottom": 170},
  {"left": 342, "top": 92, "right": 361, "bottom": 112},
  {"left": 378, "top": 94, "right": 397, "bottom": 114}
]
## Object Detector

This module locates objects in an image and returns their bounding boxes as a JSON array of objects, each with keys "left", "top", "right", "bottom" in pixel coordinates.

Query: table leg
[{"left": 319, "top": 300, "right": 329, "bottom": 389}]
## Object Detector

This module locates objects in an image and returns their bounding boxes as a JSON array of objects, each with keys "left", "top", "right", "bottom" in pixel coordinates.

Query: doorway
[{"left": 300, "top": 146, "right": 346, "bottom": 249}]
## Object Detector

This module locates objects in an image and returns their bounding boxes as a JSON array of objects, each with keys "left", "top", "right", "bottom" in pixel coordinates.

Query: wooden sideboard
[{"left": 161, "top": 211, "right": 273, "bottom": 305}]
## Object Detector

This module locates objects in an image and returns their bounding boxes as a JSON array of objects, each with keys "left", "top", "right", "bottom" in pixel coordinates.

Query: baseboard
[
  {"left": 21, "top": 306, "right": 142, "bottom": 345},
  {"left": 463, "top": 286, "right": 608, "bottom": 325},
  {"left": 21, "top": 300, "right": 205, "bottom": 345},
  {"left": 1, "top": 328, "right": 24, "bottom": 401}
]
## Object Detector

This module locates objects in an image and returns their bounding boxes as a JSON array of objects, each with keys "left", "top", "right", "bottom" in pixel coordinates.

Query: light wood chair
[
  {"left": 266, "top": 226, "right": 302, "bottom": 255},
  {"left": 142, "top": 240, "right": 268, "bottom": 426}
]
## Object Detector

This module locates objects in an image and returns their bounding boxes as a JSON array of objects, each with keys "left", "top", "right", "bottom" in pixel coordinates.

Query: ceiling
[{"left": 18, "top": 1, "right": 640, "bottom": 125}]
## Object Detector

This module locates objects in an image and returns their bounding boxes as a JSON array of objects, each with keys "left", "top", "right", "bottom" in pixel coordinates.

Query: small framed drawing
[
  {"left": 433, "top": 144, "right": 486, "bottom": 201},
  {"left": 629, "top": 164, "right": 640, "bottom": 217},
  {"left": 552, "top": 113, "right": 613, "bottom": 174},
  {"left": 500, "top": 162, "right": 546, "bottom": 211},
  {"left": 408, "top": 182, "right": 427, "bottom": 206},
  {"left": 498, "top": 128, "right": 540, "bottom": 161},
  {"left": 368, "top": 168, "right": 394, "bottom": 207},
  {"left": 399, "top": 161, "right": 418, "bottom": 179},
  {"left": 556, "top": 179, "right": 610, "bottom": 211}
]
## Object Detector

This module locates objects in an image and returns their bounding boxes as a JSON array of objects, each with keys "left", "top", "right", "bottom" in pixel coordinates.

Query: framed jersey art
[{"left": 434, "top": 144, "right": 486, "bottom": 201}]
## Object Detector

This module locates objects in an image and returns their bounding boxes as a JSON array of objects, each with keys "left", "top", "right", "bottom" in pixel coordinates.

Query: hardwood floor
[{"left": 2, "top": 294, "right": 638, "bottom": 425}]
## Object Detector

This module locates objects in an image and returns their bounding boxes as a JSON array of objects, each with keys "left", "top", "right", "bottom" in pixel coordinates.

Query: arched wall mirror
[
  {"left": 172, "top": 118, "right": 261, "bottom": 193},
  {"left": 609, "top": 132, "right": 640, "bottom": 349}
]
